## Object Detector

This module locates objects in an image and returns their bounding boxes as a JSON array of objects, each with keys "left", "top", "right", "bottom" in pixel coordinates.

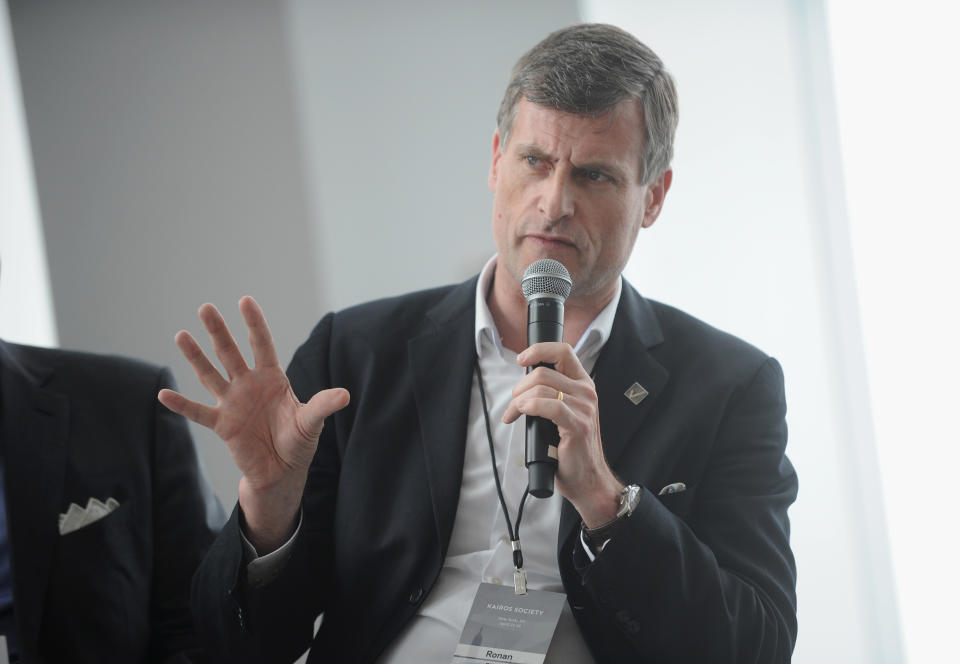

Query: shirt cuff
[
  {"left": 579, "top": 525, "right": 609, "bottom": 563},
  {"left": 241, "top": 509, "right": 303, "bottom": 588}
]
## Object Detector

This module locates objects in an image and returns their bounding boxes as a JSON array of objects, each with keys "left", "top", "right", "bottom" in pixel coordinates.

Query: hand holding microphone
[
  {"left": 520, "top": 259, "right": 572, "bottom": 498},
  {"left": 512, "top": 259, "right": 623, "bottom": 521}
]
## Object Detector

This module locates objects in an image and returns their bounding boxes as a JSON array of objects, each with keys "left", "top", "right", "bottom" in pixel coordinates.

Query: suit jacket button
[{"left": 409, "top": 586, "right": 424, "bottom": 604}]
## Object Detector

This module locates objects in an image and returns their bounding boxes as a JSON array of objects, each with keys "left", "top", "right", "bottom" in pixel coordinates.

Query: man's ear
[
  {"left": 489, "top": 129, "right": 503, "bottom": 192},
  {"left": 641, "top": 168, "right": 673, "bottom": 229}
]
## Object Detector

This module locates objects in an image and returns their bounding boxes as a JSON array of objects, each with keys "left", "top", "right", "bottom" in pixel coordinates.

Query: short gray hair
[{"left": 497, "top": 24, "right": 678, "bottom": 186}]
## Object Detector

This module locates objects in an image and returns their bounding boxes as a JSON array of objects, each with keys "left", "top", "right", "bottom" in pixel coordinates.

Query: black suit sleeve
[
  {"left": 149, "top": 367, "right": 227, "bottom": 663},
  {"left": 562, "top": 358, "right": 797, "bottom": 663}
]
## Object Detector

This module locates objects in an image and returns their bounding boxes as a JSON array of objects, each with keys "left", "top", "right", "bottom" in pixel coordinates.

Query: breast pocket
[
  {"left": 653, "top": 483, "right": 696, "bottom": 520},
  {"left": 45, "top": 499, "right": 150, "bottom": 655},
  {"left": 59, "top": 498, "right": 129, "bottom": 540}
]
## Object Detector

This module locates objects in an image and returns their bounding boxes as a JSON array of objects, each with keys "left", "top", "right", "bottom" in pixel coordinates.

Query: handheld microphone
[{"left": 521, "top": 259, "right": 573, "bottom": 499}]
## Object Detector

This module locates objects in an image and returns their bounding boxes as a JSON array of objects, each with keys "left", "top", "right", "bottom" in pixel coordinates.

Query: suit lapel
[
  {"left": 0, "top": 342, "right": 69, "bottom": 658},
  {"left": 408, "top": 280, "right": 477, "bottom": 558},
  {"left": 400, "top": 278, "right": 671, "bottom": 568},
  {"left": 558, "top": 283, "right": 670, "bottom": 546}
]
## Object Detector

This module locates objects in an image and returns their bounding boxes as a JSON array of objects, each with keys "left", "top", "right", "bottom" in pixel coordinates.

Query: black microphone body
[
  {"left": 525, "top": 297, "right": 564, "bottom": 498},
  {"left": 521, "top": 259, "right": 573, "bottom": 499}
]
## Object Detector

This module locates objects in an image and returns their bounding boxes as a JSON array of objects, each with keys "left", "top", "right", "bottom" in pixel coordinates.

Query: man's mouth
[{"left": 523, "top": 234, "right": 577, "bottom": 250}]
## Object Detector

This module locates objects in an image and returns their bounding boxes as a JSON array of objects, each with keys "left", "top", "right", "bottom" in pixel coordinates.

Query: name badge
[{"left": 453, "top": 582, "right": 566, "bottom": 664}]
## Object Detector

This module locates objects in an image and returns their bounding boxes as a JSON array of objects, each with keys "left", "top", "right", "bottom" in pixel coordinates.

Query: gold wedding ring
[{"left": 557, "top": 390, "right": 564, "bottom": 402}]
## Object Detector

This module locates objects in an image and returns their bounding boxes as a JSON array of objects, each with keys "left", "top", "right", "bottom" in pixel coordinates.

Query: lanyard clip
[
  {"left": 513, "top": 567, "right": 528, "bottom": 595},
  {"left": 511, "top": 539, "right": 527, "bottom": 594}
]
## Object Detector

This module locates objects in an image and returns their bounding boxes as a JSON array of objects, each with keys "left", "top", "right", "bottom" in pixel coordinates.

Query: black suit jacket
[
  {"left": 0, "top": 340, "right": 225, "bottom": 663},
  {"left": 193, "top": 277, "right": 797, "bottom": 663}
]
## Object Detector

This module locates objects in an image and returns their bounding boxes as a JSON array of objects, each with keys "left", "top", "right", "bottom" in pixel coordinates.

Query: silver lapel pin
[{"left": 624, "top": 382, "right": 649, "bottom": 405}]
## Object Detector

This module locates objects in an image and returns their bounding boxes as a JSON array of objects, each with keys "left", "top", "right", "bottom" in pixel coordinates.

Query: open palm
[{"left": 158, "top": 296, "right": 348, "bottom": 550}]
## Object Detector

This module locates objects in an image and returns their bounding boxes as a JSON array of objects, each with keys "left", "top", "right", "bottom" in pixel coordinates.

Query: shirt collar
[{"left": 474, "top": 255, "right": 622, "bottom": 360}]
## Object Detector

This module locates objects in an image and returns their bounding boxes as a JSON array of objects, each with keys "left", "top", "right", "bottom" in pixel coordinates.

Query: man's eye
[
  {"left": 525, "top": 155, "right": 541, "bottom": 167},
  {"left": 586, "top": 170, "right": 606, "bottom": 182}
]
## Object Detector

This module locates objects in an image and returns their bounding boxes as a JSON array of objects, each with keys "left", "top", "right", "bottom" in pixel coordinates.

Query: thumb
[{"left": 299, "top": 388, "right": 350, "bottom": 439}]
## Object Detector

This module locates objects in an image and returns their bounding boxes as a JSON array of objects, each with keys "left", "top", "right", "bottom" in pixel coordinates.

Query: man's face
[{"left": 489, "top": 98, "right": 671, "bottom": 304}]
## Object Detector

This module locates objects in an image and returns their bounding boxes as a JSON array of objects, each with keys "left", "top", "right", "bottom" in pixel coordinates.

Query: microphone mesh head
[{"left": 521, "top": 259, "right": 573, "bottom": 302}]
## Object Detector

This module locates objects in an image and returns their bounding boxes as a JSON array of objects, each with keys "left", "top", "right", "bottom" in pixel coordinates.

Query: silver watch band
[{"left": 582, "top": 484, "right": 641, "bottom": 548}]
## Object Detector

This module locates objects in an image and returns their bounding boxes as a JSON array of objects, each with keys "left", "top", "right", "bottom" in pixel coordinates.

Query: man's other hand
[{"left": 158, "top": 296, "right": 349, "bottom": 552}]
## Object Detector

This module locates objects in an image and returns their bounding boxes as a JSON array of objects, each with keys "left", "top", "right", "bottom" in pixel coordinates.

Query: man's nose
[{"left": 538, "top": 171, "right": 574, "bottom": 223}]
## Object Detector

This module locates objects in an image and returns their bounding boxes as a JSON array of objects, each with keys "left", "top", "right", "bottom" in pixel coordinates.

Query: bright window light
[
  {"left": 826, "top": 2, "right": 960, "bottom": 662},
  {"left": 0, "top": 1, "right": 57, "bottom": 347}
]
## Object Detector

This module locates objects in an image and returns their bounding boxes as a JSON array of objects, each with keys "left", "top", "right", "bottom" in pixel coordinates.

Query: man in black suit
[
  {"left": 167, "top": 24, "right": 797, "bottom": 663},
  {"left": 0, "top": 338, "right": 225, "bottom": 662}
]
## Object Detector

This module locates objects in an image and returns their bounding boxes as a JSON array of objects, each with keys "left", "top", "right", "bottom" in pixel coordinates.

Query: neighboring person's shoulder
[{"left": 12, "top": 342, "right": 169, "bottom": 394}]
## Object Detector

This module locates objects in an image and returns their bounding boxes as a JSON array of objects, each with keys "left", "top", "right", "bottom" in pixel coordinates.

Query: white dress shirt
[
  {"left": 245, "top": 256, "right": 622, "bottom": 663},
  {"left": 378, "top": 257, "right": 619, "bottom": 663}
]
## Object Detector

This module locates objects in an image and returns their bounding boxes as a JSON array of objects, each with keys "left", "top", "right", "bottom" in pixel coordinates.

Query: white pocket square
[
  {"left": 657, "top": 482, "right": 687, "bottom": 496},
  {"left": 58, "top": 497, "right": 120, "bottom": 535}
]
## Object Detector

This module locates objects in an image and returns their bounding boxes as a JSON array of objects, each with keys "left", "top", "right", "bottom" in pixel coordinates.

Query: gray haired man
[{"left": 171, "top": 23, "right": 797, "bottom": 663}]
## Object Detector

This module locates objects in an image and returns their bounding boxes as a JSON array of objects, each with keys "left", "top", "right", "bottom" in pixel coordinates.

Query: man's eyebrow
[
  {"left": 514, "top": 142, "right": 630, "bottom": 182},
  {"left": 572, "top": 159, "right": 628, "bottom": 183},
  {"left": 514, "top": 143, "right": 553, "bottom": 160}
]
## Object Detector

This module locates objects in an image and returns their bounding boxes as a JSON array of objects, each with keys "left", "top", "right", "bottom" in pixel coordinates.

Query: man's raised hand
[{"left": 158, "top": 296, "right": 349, "bottom": 552}]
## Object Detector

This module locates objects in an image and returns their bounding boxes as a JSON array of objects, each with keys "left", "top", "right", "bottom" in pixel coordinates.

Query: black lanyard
[{"left": 473, "top": 354, "right": 530, "bottom": 594}]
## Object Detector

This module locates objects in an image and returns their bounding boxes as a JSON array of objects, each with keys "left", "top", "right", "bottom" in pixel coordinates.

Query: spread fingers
[
  {"left": 158, "top": 388, "right": 217, "bottom": 429},
  {"left": 174, "top": 329, "right": 230, "bottom": 396},
  {"left": 239, "top": 296, "right": 281, "bottom": 370},
  {"left": 199, "top": 302, "right": 249, "bottom": 380}
]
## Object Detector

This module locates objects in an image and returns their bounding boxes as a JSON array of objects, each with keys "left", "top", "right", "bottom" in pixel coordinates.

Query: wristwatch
[{"left": 582, "top": 484, "right": 642, "bottom": 551}]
